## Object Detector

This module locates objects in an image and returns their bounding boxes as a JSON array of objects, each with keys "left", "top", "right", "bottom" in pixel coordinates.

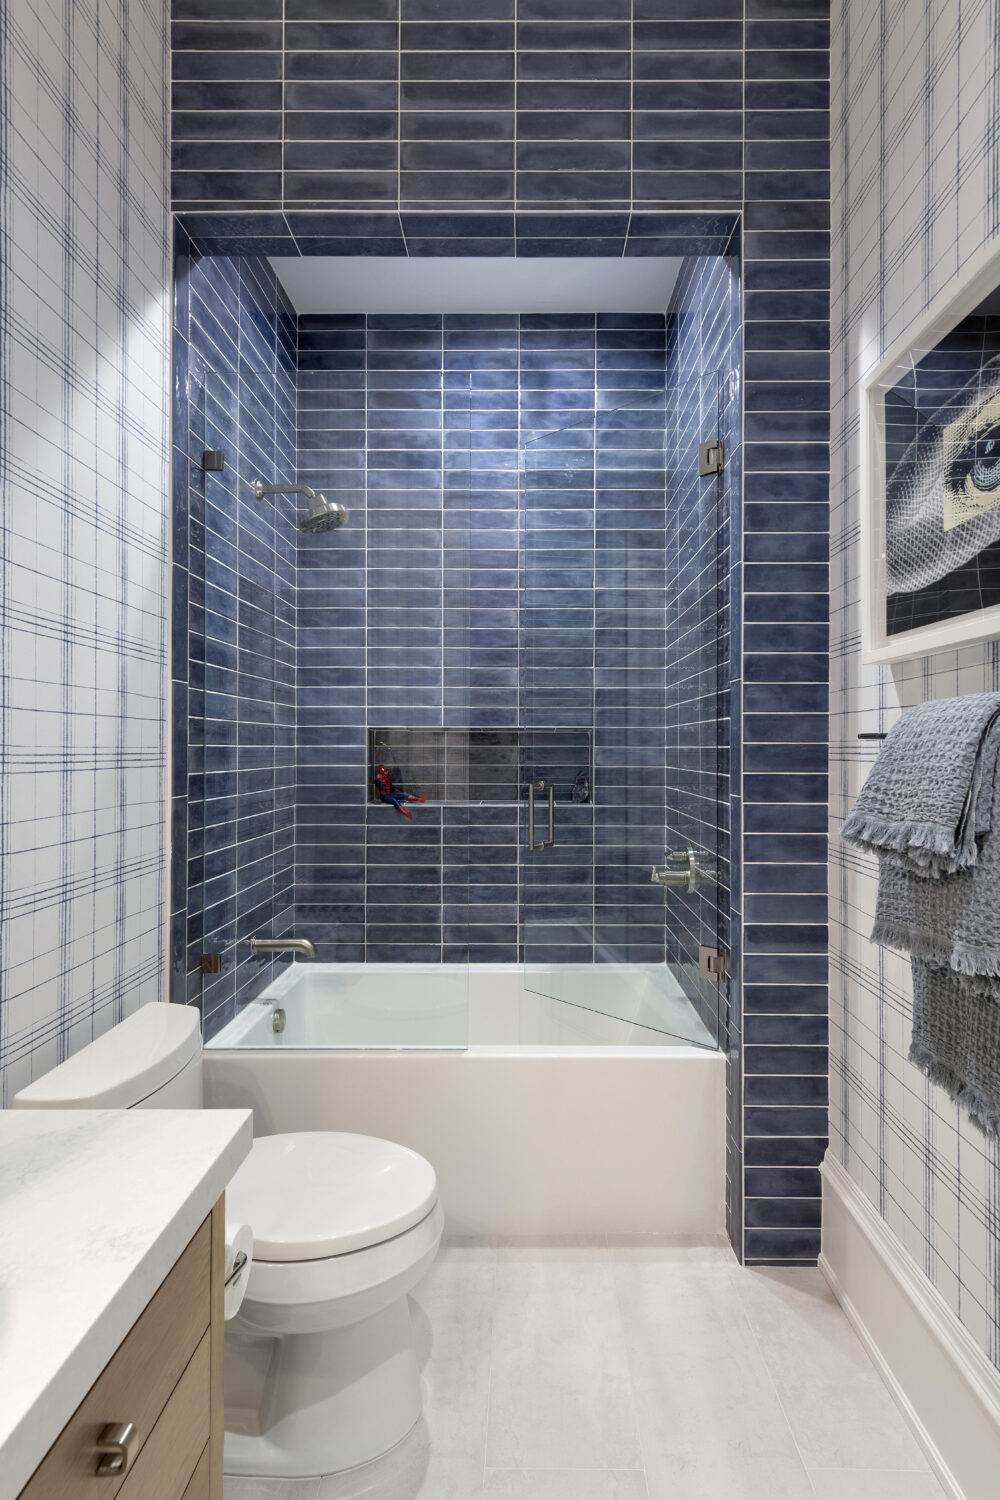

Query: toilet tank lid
[{"left": 13, "top": 1004, "right": 202, "bottom": 1109}]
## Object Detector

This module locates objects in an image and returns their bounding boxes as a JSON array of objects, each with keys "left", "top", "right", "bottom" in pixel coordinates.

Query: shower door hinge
[
  {"left": 698, "top": 439, "right": 724, "bottom": 476},
  {"left": 699, "top": 945, "right": 727, "bottom": 981}
]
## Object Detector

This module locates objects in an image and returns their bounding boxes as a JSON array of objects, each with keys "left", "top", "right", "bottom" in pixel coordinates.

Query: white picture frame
[{"left": 861, "top": 236, "right": 1000, "bottom": 665}]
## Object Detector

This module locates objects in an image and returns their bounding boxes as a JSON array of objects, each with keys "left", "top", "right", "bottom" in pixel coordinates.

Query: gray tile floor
[{"left": 224, "top": 1238, "right": 945, "bottom": 1500}]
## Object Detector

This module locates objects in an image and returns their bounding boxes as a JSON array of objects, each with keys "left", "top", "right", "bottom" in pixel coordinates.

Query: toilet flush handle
[{"left": 225, "top": 1249, "right": 249, "bottom": 1290}]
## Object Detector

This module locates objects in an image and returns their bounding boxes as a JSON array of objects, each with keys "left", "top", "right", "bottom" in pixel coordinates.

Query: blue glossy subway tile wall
[
  {"left": 169, "top": 0, "right": 826, "bottom": 223},
  {"left": 168, "top": 0, "right": 831, "bottom": 1266},
  {"left": 741, "top": 223, "right": 830, "bottom": 1259},
  {"left": 294, "top": 311, "right": 677, "bottom": 968}
]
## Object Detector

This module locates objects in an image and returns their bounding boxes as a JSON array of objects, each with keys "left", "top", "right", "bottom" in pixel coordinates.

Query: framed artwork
[{"left": 861, "top": 240, "right": 1000, "bottom": 664}]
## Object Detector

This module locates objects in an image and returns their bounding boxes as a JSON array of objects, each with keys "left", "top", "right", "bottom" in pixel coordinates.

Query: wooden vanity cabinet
[{"left": 19, "top": 1200, "right": 226, "bottom": 1499}]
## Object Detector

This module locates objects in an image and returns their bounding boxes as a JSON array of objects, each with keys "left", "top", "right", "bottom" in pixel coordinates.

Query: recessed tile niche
[{"left": 367, "top": 728, "right": 593, "bottom": 806}]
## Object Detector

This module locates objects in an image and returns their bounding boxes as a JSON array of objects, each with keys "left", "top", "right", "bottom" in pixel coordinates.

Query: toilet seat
[
  {"left": 227, "top": 1131, "right": 438, "bottom": 1261},
  {"left": 227, "top": 1131, "right": 443, "bottom": 1341},
  {"left": 236, "top": 1200, "right": 444, "bottom": 1334}
]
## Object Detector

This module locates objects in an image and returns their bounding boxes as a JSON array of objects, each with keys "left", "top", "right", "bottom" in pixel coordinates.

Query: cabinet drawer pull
[{"left": 95, "top": 1421, "right": 138, "bottom": 1476}]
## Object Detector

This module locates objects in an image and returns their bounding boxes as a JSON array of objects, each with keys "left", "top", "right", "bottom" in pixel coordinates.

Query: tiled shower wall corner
[
  {"left": 294, "top": 311, "right": 678, "bottom": 968},
  {"left": 0, "top": 0, "right": 169, "bottom": 1103},
  {"left": 171, "top": 238, "right": 301, "bottom": 1036},
  {"left": 831, "top": 0, "right": 1000, "bottom": 1372}
]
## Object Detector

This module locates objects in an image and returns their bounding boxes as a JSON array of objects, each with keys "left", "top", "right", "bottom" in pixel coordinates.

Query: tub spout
[{"left": 249, "top": 936, "right": 317, "bottom": 961}]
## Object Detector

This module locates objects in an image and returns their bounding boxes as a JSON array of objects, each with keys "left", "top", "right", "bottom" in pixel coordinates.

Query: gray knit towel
[
  {"left": 873, "top": 736, "right": 1000, "bottom": 980},
  {"left": 910, "top": 960, "right": 1000, "bottom": 1136},
  {"left": 842, "top": 692, "right": 1000, "bottom": 878}
]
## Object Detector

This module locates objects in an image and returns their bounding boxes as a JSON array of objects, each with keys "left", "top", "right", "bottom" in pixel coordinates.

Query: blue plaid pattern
[
  {"left": 831, "top": 0, "right": 1000, "bottom": 1368},
  {"left": 0, "top": 0, "right": 169, "bottom": 1104}
]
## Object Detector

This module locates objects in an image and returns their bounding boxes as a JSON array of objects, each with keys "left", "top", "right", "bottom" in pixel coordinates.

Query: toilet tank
[{"left": 13, "top": 1003, "right": 203, "bottom": 1110}]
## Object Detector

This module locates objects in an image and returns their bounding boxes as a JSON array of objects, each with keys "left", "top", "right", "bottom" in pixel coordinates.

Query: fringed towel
[
  {"left": 873, "top": 750, "right": 1000, "bottom": 980},
  {"left": 842, "top": 692, "right": 1000, "bottom": 878},
  {"left": 843, "top": 694, "right": 1000, "bottom": 1135},
  {"left": 910, "top": 962, "right": 1000, "bottom": 1138}
]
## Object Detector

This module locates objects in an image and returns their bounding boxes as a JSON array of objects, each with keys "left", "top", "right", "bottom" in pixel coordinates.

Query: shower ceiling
[{"left": 270, "top": 255, "right": 682, "bottom": 315}]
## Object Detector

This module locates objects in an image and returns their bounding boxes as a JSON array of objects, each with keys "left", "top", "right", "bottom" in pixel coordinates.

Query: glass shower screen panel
[{"left": 519, "top": 370, "right": 725, "bottom": 1051}]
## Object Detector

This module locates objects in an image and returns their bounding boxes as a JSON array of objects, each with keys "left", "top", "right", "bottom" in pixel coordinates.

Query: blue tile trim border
[{"left": 176, "top": 207, "right": 741, "bottom": 260}]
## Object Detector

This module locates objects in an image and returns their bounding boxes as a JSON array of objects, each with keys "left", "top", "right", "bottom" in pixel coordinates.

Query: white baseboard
[{"left": 820, "top": 1155, "right": 1000, "bottom": 1500}]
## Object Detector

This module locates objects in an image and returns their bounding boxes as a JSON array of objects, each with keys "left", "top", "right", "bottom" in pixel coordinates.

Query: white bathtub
[
  {"left": 209, "top": 960, "right": 718, "bottom": 1050},
  {"left": 205, "top": 963, "right": 725, "bottom": 1237}
]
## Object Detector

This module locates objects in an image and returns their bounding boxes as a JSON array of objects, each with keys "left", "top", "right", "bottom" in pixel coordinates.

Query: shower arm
[
  {"left": 253, "top": 478, "right": 349, "bottom": 533},
  {"left": 253, "top": 480, "right": 319, "bottom": 501}
]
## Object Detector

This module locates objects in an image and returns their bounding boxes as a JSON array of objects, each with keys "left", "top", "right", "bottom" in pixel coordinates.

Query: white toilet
[{"left": 14, "top": 1002, "right": 444, "bottom": 1479}]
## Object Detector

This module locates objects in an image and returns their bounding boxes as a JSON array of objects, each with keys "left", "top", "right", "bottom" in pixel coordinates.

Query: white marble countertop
[{"left": 0, "top": 1107, "right": 253, "bottom": 1498}]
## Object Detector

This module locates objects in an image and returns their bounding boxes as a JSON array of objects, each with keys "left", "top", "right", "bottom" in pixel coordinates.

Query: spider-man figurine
[{"left": 373, "top": 763, "right": 427, "bottom": 819}]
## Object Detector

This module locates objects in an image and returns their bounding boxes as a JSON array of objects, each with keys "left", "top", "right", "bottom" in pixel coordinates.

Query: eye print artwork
[{"left": 883, "top": 318, "right": 1000, "bottom": 637}]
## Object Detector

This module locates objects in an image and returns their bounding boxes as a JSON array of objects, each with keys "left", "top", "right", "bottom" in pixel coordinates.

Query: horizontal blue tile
[
  {"left": 744, "top": 683, "right": 827, "bottom": 713},
  {"left": 634, "top": 19, "right": 743, "bottom": 48},
  {"left": 519, "top": 0, "right": 628, "bottom": 15},
  {"left": 744, "top": 1228, "right": 822, "bottom": 1263},
  {"left": 745, "top": 923, "right": 828, "bottom": 952},
  {"left": 171, "top": 20, "right": 282, "bottom": 48},
  {"left": 744, "top": 1106, "right": 828, "bottom": 1136},
  {"left": 745, "top": 1043, "right": 828, "bottom": 1076},
  {"left": 744, "top": 562, "right": 828, "bottom": 593},
  {"left": 747, "top": 1070, "right": 828, "bottom": 1104},
  {"left": 744, "top": 805, "right": 827, "bottom": 837},
  {"left": 744, "top": 1197, "right": 822, "bottom": 1229},
  {"left": 744, "top": 1135, "right": 827, "bottom": 1167},
  {"left": 744, "top": 653, "right": 828, "bottom": 683},
  {"left": 745, "top": 1165, "right": 822, "bottom": 1198},
  {"left": 744, "top": 532, "right": 828, "bottom": 563},
  {"left": 744, "top": 714, "right": 828, "bottom": 744},
  {"left": 744, "top": 836, "right": 827, "bottom": 870},
  {"left": 743, "top": 863, "right": 828, "bottom": 894},
  {"left": 744, "top": 955, "right": 828, "bottom": 986},
  {"left": 744, "top": 592, "right": 829, "bottom": 624}
]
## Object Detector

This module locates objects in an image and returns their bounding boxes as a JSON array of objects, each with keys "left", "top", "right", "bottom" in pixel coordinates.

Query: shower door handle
[{"left": 527, "top": 781, "right": 555, "bottom": 851}]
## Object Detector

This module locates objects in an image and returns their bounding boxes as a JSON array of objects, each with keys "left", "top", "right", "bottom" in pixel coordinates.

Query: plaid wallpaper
[
  {"left": 831, "top": 0, "right": 1000, "bottom": 1367},
  {"left": 0, "top": 0, "right": 170, "bottom": 1103}
]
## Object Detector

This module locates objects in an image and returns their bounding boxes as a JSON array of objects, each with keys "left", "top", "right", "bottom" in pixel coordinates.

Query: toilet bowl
[
  {"left": 13, "top": 1002, "right": 443, "bottom": 1479},
  {"left": 223, "top": 1131, "right": 443, "bottom": 1477}
]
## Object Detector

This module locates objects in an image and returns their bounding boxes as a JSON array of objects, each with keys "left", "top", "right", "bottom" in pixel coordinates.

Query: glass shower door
[
  {"left": 519, "top": 368, "right": 727, "bottom": 1050},
  {"left": 518, "top": 367, "right": 599, "bottom": 1026}
]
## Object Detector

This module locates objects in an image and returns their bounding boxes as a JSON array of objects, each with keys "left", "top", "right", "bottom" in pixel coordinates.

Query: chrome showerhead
[
  {"left": 299, "top": 494, "right": 349, "bottom": 532},
  {"left": 252, "top": 479, "right": 349, "bottom": 534}
]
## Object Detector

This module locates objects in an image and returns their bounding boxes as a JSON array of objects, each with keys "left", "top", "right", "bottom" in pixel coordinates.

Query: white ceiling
[{"left": 270, "top": 256, "right": 682, "bottom": 315}]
